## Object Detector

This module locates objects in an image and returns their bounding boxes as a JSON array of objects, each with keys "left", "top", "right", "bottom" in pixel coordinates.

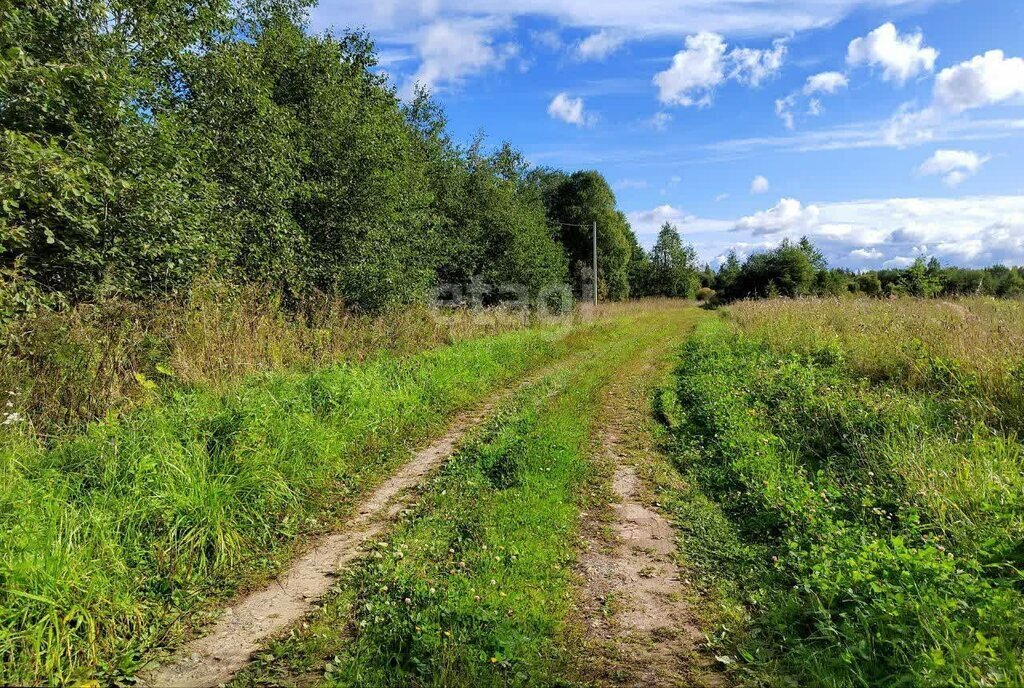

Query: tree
[
  {"left": 648, "top": 223, "right": 700, "bottom": 298},
  {"left": 730, "top": 238, "right": 822, "bottom": 299},
  {"left": 897, "top": 258, "right": 944, "bottom": 297},
  {"left": 715, "top": 251, "right": 742, "bottom": 297},
  {"left": 535, "top": 171, "right": 635, "bottom": 300}
]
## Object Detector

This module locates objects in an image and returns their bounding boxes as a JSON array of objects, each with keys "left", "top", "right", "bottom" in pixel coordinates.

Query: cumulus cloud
[
  {"left": 629, "top": 195, "right": 1024, "bottom": 268},
  {"left": 885, "top": 49, "right": 1024, "bottom": 146},
  {"left": 804, "top": 71, "right": 849, "bottom": 94},
  {"left": 775, "top": 71, "right": 847, "bottom": 129},
  {"left": 729, "top": 39, "right": 788, "bottom": 86},
  {"left": 735, "top": 198, "right": 820, "bottom": 235},
  {"left": 406, "top": 19, "right": 518, "bottom": 95},
  {"left": 933, "top": 50, "right": 1024, "bottom": 114},
  {"left": 750, "top": 175, "right": 770, "bottom": 194},
  {"left": 847, "top": 22, "right": 938, "bottom": 84},
  {"left": 577, "top": 29, "right": 627, "bottom": 61},
  {"left": 547, "top": 92, "right": 595, "bottom": 127},
  {"left": 626, "top": 204, "right": 733, "bottom": 244},
  {"left": 654, "top": 32, "right": 785, "bottom": 106},
  {"left": 917, "top": 149, "right": 991, "bottom": 187}
]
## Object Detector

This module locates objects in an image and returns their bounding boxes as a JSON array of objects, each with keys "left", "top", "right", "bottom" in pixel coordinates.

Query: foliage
[
  {"left": 644, "top": 223, "right": 701, "bottom": 298},
  {"left": 710, "top": 237, "right": 1024, "bottom": 303},
  {"left": 530, "top": 169, "right": 634, "bottom": 300},
  {"left": 1, "top": 0, "right": 613, "bottom": 312}
]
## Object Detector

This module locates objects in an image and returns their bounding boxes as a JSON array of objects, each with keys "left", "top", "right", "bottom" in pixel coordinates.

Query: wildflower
[
  {"left": 404, "top": 597, "right": 411, "bottom": 605},
  {"left": 3, "top": 412, "right": 23, "bottom": 425}
]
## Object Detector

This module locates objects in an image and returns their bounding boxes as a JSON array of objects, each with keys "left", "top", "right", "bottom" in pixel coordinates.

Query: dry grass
[
  {"left": 727, "top": 296, "right": 1024, "bottom": 393},
  {"left": 1, "top": 282, "right": 573, "bottom": 435}
]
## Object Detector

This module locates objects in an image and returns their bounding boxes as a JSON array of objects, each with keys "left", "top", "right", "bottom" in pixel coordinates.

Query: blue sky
[{"left": 310, "top": 1, "right": 1024, "bottom": 269}]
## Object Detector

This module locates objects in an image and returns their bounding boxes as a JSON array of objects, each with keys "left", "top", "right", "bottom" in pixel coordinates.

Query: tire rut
[
  {"left": 142, "top": 363, "right": 563, "bottom": 688},
  {"left": 576, "top": 323, "right": 724, "bottom": 687}
]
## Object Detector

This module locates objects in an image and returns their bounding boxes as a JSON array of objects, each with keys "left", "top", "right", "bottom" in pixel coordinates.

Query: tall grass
[
  {"left": 728, "top": 296, "right": 1024, "bottom": 429},
  {"left": 659, "top": 303, "right": 1024, "bottom": 686},
  {"left": 1, "top": 282, "right": 557, "bottom": 435},
  {"left": 0, "top": 320, "right": 590, "bottom": 684}
]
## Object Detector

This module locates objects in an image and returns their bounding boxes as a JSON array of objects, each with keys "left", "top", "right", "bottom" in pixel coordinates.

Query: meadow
[{"left": 658, "top": 297, "right": 1024, "bottom": 686}]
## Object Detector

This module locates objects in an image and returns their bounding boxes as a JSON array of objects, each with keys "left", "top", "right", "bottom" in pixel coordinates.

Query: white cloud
[
  {"left": 729, "top": 39, "right": 788, "bottom": 86},
  {"left": 531, "top": 30, "right": 563, "bottom": 51},
  {"left": 312, "top": 1, "right": 935, "bottom": 43},
  {"left": 775, "top": 95, "right": 796, "bottom": 129},
  {"left": 643, "top": 111, "right": 673, "bottom": 131},
  {"left": 715, "top": 193, "right": 731, "bottom": 202},
  {"left": 933, "top": 50, "right": 1024, "bottom": 114},
  {"left": 406, "top": 19, "right": 517, "bottom": 95},
  {"left": 917, "top": 149, "right": 991, "bottom": 187},
  {"left": 547, "top": 92, "right": 594, "bottom": 127},
  {"left": 750, "top": 175, "right": 770, "bottom": 194},
  {"left": 776, "top": 71, "right": 846, "bottom": 130},
  {"left": 804, "top": 71, "right": 849, "bottom": 94},
  {"left": 628, "top": 195, "right": 1024, "bottom": 268},
  {"left": 626, "top": 204, "right": 733, "bottom": 245},
  {"left": 711, "top": 116, "right": 1024, "bottom": 154},
  {"left": 577, "top": 29, "right": 627, "bottom": 61},
  {"left": 736, "top": 197, "right": 820, "bottom": 234},
  {"left": 885, "top": 49, "right": 1024, "bottom": 146},
  {"left": 654, "top": 32, "right": 785, "bottom": 106},
  {"left": 847, "top": 22, "right": 938, "bottom": 84},
  {"left": 653, "top": 32, "right": 728, "bottom": 107},
  {"left": 851, "top": 247, "right": 884, "bottom": 260}
]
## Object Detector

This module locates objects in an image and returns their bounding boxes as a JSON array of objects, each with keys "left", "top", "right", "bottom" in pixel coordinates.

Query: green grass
[
  {"left": 0, "top": 321, "right": 605, "bottom": 685},
  {"left": 657, "top": 313, "right": 1024, "bottom": 687},
  {"left": 230, "top": 306, "right": 699, "bottom": 688}
]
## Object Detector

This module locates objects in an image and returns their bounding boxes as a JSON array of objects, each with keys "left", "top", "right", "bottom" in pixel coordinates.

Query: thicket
[
  {"left": 660, "top": 310, "right": 1024, "bottom": 686},
  {"left": 1, "top": 0, "right": 650, "bottom": 322}
]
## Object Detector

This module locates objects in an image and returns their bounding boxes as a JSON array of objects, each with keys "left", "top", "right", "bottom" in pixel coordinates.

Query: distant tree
[
  {"left": 648, "top": 223, "right": 700, "bottom": 298},
  {"left": 857, "top": 273, "right": 883, "bottom": 297},
  {"left": 625, "top": 231, "right": 653, "bottom": 297},
  {"left": 732, "top": 238, "right": 821, "bottom": 299},
  {"left": 896, "top": 258, "right": 944, "bottom": 297},
  {"left": 714, "top": 251, "right": 742, "bottom": 297}
]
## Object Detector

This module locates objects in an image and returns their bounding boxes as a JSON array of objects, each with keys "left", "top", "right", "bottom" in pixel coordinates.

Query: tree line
[
  {"left": 0, "top": 0, "right": 659, "bottom": 317},
  {"left": 705, "top": 237, "right": 1024, "bottom": 301}
]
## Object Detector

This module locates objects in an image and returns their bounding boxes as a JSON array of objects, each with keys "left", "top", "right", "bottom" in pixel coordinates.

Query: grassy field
[
  {"left": 7, "top": 296, "right": 1023, "bottom": 686},
  {"left": 658, "top": 298, "right": 1024, "bottom": 687}
]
